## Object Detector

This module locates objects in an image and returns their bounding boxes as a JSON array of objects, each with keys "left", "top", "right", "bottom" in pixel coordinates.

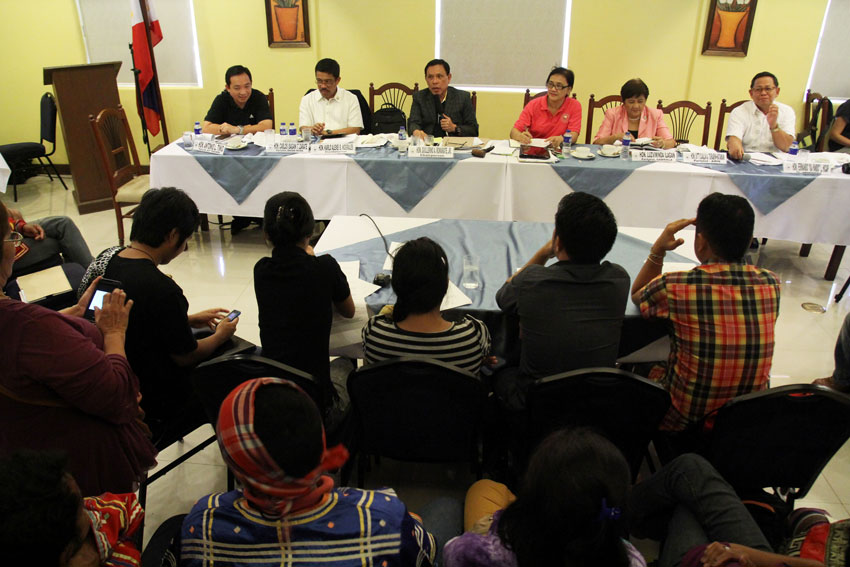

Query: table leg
[
  {"left": 200, "top": 214, "right": 210, "bottom": 232},
  {"left": 825, "top": 245, "right": 846, "bottom": 281},
  {"left": 799, "top": 243, "right": 812, "bottom": 257}
]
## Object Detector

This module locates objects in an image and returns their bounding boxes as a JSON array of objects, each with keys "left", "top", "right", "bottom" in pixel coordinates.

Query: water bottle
[
  {"left": 280, "top": 122, "right": 286, "bottom": 136},
  {"left": 562, "top": 131, "right": 572, "bottom": 154},
  {"left": 193, "top": 121, "right": 201, "bottom": 135},
  {"left": 620, "top": 132, "right": 631, "bottom": 160},
  {"left": 789, "top": 140, "right": 799, "bottom": 156},
  {"left": 398, "top": 126, "right": 407, "bottom": 141},
  {"left": 289, "top": 122, "right": 297, "bottom": 138}
]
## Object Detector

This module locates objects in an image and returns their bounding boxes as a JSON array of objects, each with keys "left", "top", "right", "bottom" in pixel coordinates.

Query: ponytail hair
[
  {"left": 263, "top": 192, "right": 315, "bottom": 249},
  {"left": 497, "top": 427, "right": 632, "bottom": 567},
  {"left": 390, "top": 237, "right": 449, "bottom": 323}
]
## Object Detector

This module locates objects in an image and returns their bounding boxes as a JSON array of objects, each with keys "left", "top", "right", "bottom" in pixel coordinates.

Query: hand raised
[{"left": 652, "top": 218, "right": 696, "bottom": 254}]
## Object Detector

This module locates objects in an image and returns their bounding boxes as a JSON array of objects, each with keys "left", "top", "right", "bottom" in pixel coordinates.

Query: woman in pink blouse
[
  {"left": 511, "top": 67, "right": 582, "bottom": 149},
  {"left": 594, "top": 79, "right": 675, "bottom": 149}
]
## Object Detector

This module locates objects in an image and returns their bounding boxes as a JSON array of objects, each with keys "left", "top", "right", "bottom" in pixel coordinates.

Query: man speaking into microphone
[{"left": 408, "top": 59, "right": 479, "bottom": 141}]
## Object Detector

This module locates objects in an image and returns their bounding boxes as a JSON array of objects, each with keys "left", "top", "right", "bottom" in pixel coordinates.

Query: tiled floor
[{"left": 7, "top": 174, "right": 850, "bottom": 552}]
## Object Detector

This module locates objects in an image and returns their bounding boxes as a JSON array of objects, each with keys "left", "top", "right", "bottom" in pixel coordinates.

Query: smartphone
[
  {"left": 84, "top": 278, "right": 123, "bottom": 321},
  {"left": 224, "top": 310, "right": 241, "bottom": 322}
]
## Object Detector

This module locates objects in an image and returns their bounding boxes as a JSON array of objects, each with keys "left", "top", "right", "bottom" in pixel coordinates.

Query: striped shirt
[
  {"left": 362, "top": 315, "right": 491, "bottom": 374},
  {"left": 639, "top": 263, "right": 780, "bottom": 431}
]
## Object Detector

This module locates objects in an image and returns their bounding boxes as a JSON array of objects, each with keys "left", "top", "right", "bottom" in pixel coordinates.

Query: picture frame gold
[
  {"left": 266, "top": 0, "right": 310, "bottom": 48},
  {"left": 702, "top": 0, "right": 757, "bottom": 57}
]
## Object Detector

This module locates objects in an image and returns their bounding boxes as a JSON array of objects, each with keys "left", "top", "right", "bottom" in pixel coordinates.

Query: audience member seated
[
  {"left": 409, "top": 58, "right": 479, "bottom": 140},
  {"left": 0, "top": 199, "right": 155, "bottom": 495},
  {"left": 181, "top": 377, "right": 436, "bottom": 566},
  {"left": 629, "top": 453, "right": 830, "bottom": 567},
  {"left": 630, "top": 193, "right": 780, "bottom": 432},
  {"left": 90, "top": 187, "right": 239, "bottom": 442},
  {"left": 593, "top": 78, "right": 676, "bottom": 149},
  {"left": 202, "top": 64, "right": 273, "bottom": 136},
  {"left": 443, "top": 427, "right": 645, "bottom": 567},
  {"left": 725, "top": 71, "right": 795, "bottom": 159},
  {"left": 362, "top": 237, "right": 491, "bottom": 374},
  {"left": 828, "top": 99, "right": 850, "bottom": 154},
  {"left": 814, "top": 311, "right": 850, "bottom": 393},
  {"left": 299, "top": 58, "right": 363, "bottom": 137},
  {"left": 254, "top": 191, "right": 354, "bottom": 411},
  {"left": 494, "top": 192, "right": 629, "bottom": 411},
  {"left": 510, "top": 67, "right": 581, "bottom": 149},
  {"left": 0, "top": 451, "right": 145, "bottom": 567}
]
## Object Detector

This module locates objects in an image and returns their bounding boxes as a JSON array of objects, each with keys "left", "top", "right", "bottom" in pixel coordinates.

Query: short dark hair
[
  {"left": 263, "top": 192, "right": 315, "bottom": 249},
  {"left": 620, "top": 78, "right": 650, "bottom": 101},
  {"left": 750, "top": 71, "right": 779, "bottom": 89},
  {"left": 253, "top": 383, "right": 324, "bottom": 478},
  {"left": 315, "top": 58, "right": 340, "bottom": 79},
  {"left": 129, "top": 187, "right": 200, "bottom": 247},
  {"left": 424, "top": 59, "right": 450, "bottom": 75},
  {"left": 0, "top": 451, "right": 83, "bottom": 566},
  {"left": 696, "top": 193, "right": 754, "bottom": 261},
  {"left": 225, "top": 65, "right": 252, "bottom": 86},
  {"left": 391, "top": 237, "right": 449, "bottom": 323},
  {"left": 547, "top": 67, "right": 574, "bottom": 88},
  {"left": 555, "top": 193, "right": 617, "bottom": 264},
  {"left": 498, "top": 428, "right": 632, "bottom": 567}
]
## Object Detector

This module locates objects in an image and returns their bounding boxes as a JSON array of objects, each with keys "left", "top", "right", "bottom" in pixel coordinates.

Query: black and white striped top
[{"left": 362, "top": 315, "right": 491, "bottom": 375}]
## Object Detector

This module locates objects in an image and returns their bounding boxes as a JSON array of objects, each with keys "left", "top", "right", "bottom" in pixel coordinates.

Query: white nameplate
[
  {"left": 682, "top": 152, "right": 727, "bottom": 164},
  {"left": 267, "top": 141, "right": 311, "bottom": 153},
  {"left": 782, "top": 160, "right": 832, "bottom": 174},
  {"left": 311, "top": 141, "right": 357, "bottom": 154},
  {"left": 407, "top": 146, "right": 455, "bottom": 159},
  {"left": 630, "top": 149, "right": 677, "bottom": 162},
  {"left": 192, "top": 139, "right": 226, "bottom": 155}
]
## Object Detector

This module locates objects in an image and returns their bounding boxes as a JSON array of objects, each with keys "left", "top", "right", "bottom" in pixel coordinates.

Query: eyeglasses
[
  {"left": 751, "top": 86, "right": 776, "bottom": 94},
  {"left": 546, "top": 81, "right": 569, "bottom": 91},
  {"left": 316, "top": 78, "right": 336, "bottom": 86},
  {"left": 4, "top": 231, "right": 23, "bottom": 247}
]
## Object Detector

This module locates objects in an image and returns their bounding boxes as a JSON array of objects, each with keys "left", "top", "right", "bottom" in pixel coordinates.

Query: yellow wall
[{"left": 0, "top": 0, "right": 827, "bottom": 166}]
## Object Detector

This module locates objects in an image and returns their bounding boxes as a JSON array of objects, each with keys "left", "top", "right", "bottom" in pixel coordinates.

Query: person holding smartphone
[{"left": 0, "top": 198, "right": 156, "bottom": 496}]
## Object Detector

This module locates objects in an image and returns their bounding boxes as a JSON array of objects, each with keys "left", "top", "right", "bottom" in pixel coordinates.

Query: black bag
[{"left": 372, "top": 103, "right": 406, "bottom": 134}]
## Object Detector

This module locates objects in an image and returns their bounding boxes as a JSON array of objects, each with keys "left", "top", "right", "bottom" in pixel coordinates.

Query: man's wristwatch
[
  {"left": 238, "top": 125, "right": 244, "bottom": 135},
  {"left": 325, "top": 129, "right": 332, "bottom": 135},
  {"left": 455, "top": 126, "right": 462, "bottom": 136},
  {"left": 770, "top": 125, "right": 781, "bottom": 133}
]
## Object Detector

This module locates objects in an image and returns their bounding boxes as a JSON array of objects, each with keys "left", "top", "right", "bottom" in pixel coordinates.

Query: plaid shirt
[{"left": 639, "top": 263, "right": 780, "bottom": 431}]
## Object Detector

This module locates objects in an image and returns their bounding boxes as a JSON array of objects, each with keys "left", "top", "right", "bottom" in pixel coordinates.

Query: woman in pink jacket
[{"left": 593, "top": 79, "right": 675, "bottom": 149}]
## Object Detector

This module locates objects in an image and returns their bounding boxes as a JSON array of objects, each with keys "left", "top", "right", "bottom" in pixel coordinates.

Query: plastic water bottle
[
  {"left": 398, "top": 126, "right": 407, "bottom": 141},
  {"left": 789, "top": 140, "right": 799, "bottom": 156},
  {"left": 289, "top": 122, "right": 297, "bottom": 138},
  {"left": 620, "top": 132, "right": 631, "bottom": 160},
  {"left": 280, "top": 122, "right": 286, "bottom": 136},
  {"left": 562, "top": 131, "right": 572, "bottom": 154},
  {"left": 193, "top": 121, "right": 201, "bottom": 135}
]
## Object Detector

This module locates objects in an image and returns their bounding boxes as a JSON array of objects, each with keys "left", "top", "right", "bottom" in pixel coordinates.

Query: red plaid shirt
[{"left": 639, "top": 263, "right": 780, "bottom": 431}]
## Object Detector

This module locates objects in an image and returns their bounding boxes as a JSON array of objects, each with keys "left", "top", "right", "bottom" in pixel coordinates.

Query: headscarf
[{"left": 216, "top": 377, "right": 349, "bottom": 517}]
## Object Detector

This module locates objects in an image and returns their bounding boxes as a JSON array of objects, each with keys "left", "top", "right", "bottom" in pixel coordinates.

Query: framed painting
[
  {"left": 266, "top": 0, "right": 310, "bottom": 47},
  {"left": 702, "top": 0, "right": 757, "bottom": 57}
]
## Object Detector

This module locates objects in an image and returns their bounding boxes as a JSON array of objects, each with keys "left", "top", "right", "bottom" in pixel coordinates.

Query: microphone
[{"left": 434, "top": 93, "right": 445, "bottom": 136}]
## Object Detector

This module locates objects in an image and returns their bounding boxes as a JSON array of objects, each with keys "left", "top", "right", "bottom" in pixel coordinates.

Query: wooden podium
[{"left": 44, "top": 62, "right": 122, "bottom": 214}]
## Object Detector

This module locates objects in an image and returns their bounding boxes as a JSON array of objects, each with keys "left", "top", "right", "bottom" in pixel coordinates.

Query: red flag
[{"left": 131, "top": 0, "right": 163, "bottom": 136}]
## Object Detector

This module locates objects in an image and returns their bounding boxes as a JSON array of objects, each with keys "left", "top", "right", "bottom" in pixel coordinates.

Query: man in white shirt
[
  {"left": 299, "top": 58, "right": 363, "bottom": 137},
  {"left": 725, "top": 72, "right": 795, "bottom": 159}
]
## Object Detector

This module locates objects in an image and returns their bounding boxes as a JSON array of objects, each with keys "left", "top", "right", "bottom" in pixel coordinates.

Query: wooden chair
[
  {"left": 799, "top": 89, "right": 832, "bottom": 152},
  {"left": 368, "top": 82, "right": 419, "bottom": 115},
  {"left": 470, "top": 90, "right": 477, "bottom": 112},
  {"left": 656, "top": 100, "right": 713, "bottom": 146},
  {"left": 266, "top": 87, "right": 275, "bottom": 125},
  {"left": 89, "top": 105, "right": 149, "bottom": 246},
  {"left": 523, "top": 90, "right": 576, "bottom": 109},
  {"left": 585, "top": 94, "right": 622, "bottom": 143},
  {"left": 713, "top": 98, "right": 747, "bottom": 151}
]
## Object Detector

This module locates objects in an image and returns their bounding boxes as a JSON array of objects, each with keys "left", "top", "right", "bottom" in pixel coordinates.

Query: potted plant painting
[
  {"left": 265, "top": 0, "right": 311, "bottom": 47},
  {"left": 702, "top": 0, "right": 757, "bottom": 57}
]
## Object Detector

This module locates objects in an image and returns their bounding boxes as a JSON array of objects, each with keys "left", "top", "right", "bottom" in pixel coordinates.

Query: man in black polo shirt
[{"left": 202, "top": 65, "right": 273, "bottom": 136}]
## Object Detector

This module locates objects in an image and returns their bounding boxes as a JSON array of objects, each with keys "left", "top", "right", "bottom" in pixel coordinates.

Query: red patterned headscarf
[{"left": 216, "top": 377, "right": 349, "bottom": 517}]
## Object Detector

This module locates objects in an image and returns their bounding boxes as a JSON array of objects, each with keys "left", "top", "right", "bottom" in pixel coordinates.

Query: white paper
[
  {"left": 747, "top": 152, "right": 783, "bottom": 166},
  {"left": 329, "top": 299, "right": 371, "bottom": 355},
  {"left": 337, "top": 260, "right": 381, "bottom": 299},
  {"left": 357, "top": 134, "right": 389, "bottom": 147},
  {"left": 440, "top": 281, "right": 472, "bottom": 311},
  {"left": 382, "top": 241, "right": 404, "bottom": 270},
  {"left": 509, "top": 138, "right": 549, "bottom": 148}
]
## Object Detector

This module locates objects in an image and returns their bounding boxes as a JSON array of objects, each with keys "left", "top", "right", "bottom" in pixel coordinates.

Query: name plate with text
[
  {"left": 682, "top": 152, "right": 727, "bottom": 164},
  {"left": 267, "top": 141, "right": 311, "bottom": 153},
  {"left": 407, "top": 146, "right": 455, "bottom": 159},
  {"left": 192, "top": 139, "right": 226, "bottom": 155},
  {"left": 629, "top": 149, "right": 677, "bottom": 162},
  {"left": 782, "top": 160, "right": 832, "bottom": 174},
  {"left": 311, "top": 141, "right": 357, "bottom": 154}
]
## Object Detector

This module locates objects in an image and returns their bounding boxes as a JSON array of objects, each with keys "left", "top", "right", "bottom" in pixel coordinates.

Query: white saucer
[
  {"left": 597, "top": 150, "right": 620, "bottom": 158},
  {"left": 226, "top": 142, "right": 248, "bottom": 150},
  {"left": 571, "top": 151, "right": 596, "bottom": 160}
]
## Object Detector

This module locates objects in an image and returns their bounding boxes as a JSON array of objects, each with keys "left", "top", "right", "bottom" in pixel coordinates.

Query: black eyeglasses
[{"left": 546, "top": 81, "right": 569, "bottom": 91}]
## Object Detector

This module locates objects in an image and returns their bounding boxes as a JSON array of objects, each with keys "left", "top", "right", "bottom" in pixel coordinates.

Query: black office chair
[
  {"left": 140, "top": 513, "right": 186, "bottom": 567},
  {"left": 346, "top": 357, "right": 489, "bottom": 487},
  {"left": 525, "top": 367, "right": 671, "bottom": 480},
  {"left": 0, "top": 92, "right": 69, "bottom": 200},
  {"left": 702, "top": 384, "right": 850, "bottom": 509}
]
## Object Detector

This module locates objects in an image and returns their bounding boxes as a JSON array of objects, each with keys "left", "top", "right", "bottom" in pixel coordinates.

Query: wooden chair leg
[
  {"left": 200, "top": 214, "right": 210, "bottom": 232},
  {"left": 114, "top": 203, "right": 125, "bottom": 246},
  {"left": 799, "top": 243, "right": 812, "bottom": 257},
  {"left": 825, "top": 246, "right": 846, "bottom": 281}
]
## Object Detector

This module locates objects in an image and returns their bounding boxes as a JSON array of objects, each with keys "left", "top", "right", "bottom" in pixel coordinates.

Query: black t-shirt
[
  {"left": 828, "top": 100, "right": 850, "bottom": 152},
  {"left": 203, "top": 89, "right": 272, "bottom": 126},
  {"left": 254, "top": 247, "right": 350, "bottom": 386},
  {"left": 104, "top": 256, "right": 197, "bottom": 420}
]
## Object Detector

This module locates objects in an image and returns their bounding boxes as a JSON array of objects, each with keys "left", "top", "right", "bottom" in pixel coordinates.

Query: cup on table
[
  {"left": 461, "top": 254, "right": 481, "bottom": 290},
  {"left": 574, "top": 146, "right": 591, "bottom": 158},
  {"left": 425, "top": 134, "right": 435, "bottom": 146},
  {"left": 602, "top": 144, "right": 619, "bottom": 155},
  {"left": 300, "top": 126, "right": 312, "bottom": 142},
  {"left": 797, "top": 149, "right": 811, "bottom": 160},
  {"left": 182, "top": 132, "right": 193, "bottom": 148},
  {"left": 396, "top": 139, "right": 410, "bottom": 152}
]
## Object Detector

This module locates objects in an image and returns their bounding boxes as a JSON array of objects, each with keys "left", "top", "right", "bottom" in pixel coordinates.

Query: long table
[{"left": 150, "top": 140, "right": 850, "bottom": 277}]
